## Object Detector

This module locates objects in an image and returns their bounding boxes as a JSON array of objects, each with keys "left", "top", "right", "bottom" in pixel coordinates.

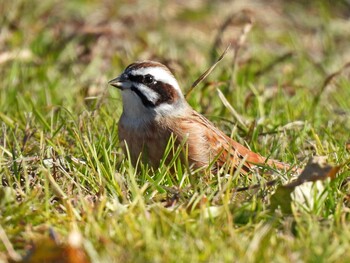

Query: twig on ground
[
  {"left": 312, "top": 61, "right": 350, "bottom": 108},
  {"left": 234, "top": 179, "right": 278, "bottom": 192},
  {"left": 185, "top": 45, "right": 230, "bottom": 99},
  {"left": 254, "top": 51, "right": 294, "bottom": 77}
]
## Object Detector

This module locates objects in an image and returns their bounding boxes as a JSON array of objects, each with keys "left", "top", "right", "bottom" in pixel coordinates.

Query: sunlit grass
[{"left": 1, "top": 0, "right": 350, "bottom": 262}]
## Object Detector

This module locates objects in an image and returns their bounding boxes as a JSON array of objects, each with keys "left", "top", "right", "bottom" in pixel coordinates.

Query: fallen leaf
[
  {"left": 270, "top": 156, "right": 341, "bottom": 214},
  {"left": 21, "top": 231, "right": 90, "bottom": 263},
  {"left": 284, "top": 156, "right": 341, "bottom": 188},
  {"left": 346, "top": 142, "right": 350, "bottom": 152}
]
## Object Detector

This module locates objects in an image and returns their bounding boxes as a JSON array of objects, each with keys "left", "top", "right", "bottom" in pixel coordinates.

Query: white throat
[{"left": 120, "top": 90, "right": 155, "bottom": 127}]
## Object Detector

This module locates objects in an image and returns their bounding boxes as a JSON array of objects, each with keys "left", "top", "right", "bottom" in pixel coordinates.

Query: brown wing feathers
[{"left": 182, "top": 110, "right": 290, "bottom": 172}]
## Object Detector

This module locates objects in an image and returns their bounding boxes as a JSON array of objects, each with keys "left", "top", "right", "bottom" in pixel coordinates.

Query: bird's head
[{"left": 109, "top": 61, "right": 188, "bottom": 120}]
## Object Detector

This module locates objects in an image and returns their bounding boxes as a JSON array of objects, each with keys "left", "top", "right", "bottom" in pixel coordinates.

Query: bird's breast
[{"left": 118, "top": 118, "right": 172, "bottom": 168}]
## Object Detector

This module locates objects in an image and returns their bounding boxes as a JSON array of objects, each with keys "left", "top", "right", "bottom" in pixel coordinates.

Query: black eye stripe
[
  {"left": 128, "top": 74, "right": 178, "bottom": 108},
  {"left": 128, "top": 74, "right": 155, "bottom": 85},
  {"left": 131, "top": 85, "right": 155, "bottom": 108},
  {"left": 129, "top": 75, "right": 144, "bottom": 83}
]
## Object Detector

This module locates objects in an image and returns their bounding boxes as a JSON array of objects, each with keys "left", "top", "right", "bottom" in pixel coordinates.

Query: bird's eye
[{"left": 144, "top": 74, "right": 154, "bottom": 84}]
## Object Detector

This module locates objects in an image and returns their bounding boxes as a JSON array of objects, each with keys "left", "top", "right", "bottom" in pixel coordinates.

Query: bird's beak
[{"left": 108, "top": 74, "right": 129, "bottom": 90}]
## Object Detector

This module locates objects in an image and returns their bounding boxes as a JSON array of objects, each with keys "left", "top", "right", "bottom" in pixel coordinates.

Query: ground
[{"left": 1, "top": 0, "right": 350, "bottom": 262}]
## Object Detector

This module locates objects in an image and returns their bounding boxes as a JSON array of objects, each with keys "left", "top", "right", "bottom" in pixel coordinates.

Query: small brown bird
[{"left": 109, "top": 61, "right": 289, "bottom": 173}]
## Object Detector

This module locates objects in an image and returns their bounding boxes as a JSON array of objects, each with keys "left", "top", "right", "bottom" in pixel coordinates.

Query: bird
[{"left": 109, "top": 60, "right": 290, "bottom": 174}]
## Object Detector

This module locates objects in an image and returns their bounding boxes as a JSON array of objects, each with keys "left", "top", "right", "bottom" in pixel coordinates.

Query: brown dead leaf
[
  {"left": 346, "top": 142, "right": 350, "bottom": 152},
  {"left": 284, "top": 156, "right": 341, "bottom": 188},
  {"left": 270, "top": 156, "right": 341, "bottom": 214},
  {"left": 21, "top": 231, "right": 90, "bottom": 263}
]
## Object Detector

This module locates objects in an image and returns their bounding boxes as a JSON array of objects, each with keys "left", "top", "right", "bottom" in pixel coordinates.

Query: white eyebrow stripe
[
  {"left": 135, "top": 84, "right": 159, "bottom": 104},
  {"left": 129, "top": 67, "right": 181, "bottom": 92}
]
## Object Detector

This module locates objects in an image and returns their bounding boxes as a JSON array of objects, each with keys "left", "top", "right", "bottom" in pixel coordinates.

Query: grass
[{"left": 1, "top": 0, "right": 350, "bottom": 262}]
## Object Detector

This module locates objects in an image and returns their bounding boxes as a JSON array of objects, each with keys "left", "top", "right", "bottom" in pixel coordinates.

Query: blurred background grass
[{"left": 1, "top": 0, "right": 350, "bottom": 262}]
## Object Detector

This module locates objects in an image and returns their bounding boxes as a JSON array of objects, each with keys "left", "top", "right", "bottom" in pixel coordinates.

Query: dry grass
[{"left": 1, "top": 0, "right": 350, "bottom": 262}]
